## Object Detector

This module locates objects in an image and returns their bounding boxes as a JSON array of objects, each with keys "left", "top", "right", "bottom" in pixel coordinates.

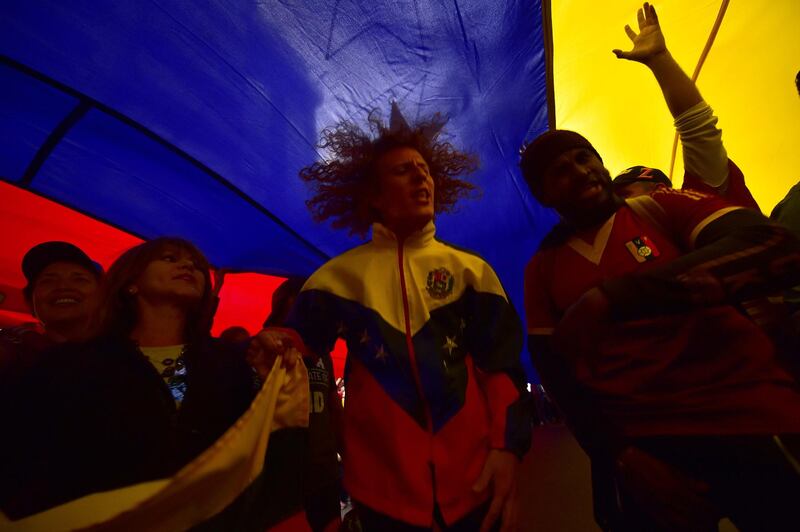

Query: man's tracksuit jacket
[{"left": 286, "top": 221, "right": 531, "bottom": 526}]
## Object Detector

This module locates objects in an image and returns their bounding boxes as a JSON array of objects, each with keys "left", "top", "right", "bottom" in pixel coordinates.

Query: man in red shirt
[{"left": 520, "top": 4, "right": 800, "bottom": 530}]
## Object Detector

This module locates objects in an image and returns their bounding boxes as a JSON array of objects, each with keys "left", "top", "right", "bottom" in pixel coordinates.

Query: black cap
[
  {"left": 519, "top": 130, "right": 602, "bottom": 194},
  {"left": 22, "top": 241, "right": 102, "bottom": 287},
  {"left": 613, "top": 166, "right": 672, "bottom": 188}
]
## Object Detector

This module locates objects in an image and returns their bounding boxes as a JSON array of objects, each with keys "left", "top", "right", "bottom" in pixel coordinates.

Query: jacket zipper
[{"left": 397, "top": 241, "right": 433, "bottom": 431}]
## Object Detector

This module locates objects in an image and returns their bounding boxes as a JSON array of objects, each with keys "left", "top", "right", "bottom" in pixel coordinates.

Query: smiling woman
[
  {"left": 1, "top": 237, "right": 257, "bottom": 519},
  {"left": 95, "top": 237, "right": 215, "bottom": 343}
]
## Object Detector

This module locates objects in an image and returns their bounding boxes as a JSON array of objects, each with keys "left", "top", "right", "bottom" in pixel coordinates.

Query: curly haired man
[{"left": 253, "top": 105, "right": 531, "bottom": 531}]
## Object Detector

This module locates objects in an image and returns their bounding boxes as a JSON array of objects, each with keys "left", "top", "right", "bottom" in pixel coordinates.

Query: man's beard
[{"left": 564, "top": 177, "right": 622, "bottom": 230}]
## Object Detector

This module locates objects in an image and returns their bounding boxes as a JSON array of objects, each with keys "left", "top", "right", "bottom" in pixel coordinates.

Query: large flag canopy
[
  {"left": 2, "top": 1, "right": 798, "bottom": 382},
  {"left": 0, "top": 0, "right": 552, "bottom": 378},
  {"left": 552, "top": 0, "right": 800, "bottom": 206}
]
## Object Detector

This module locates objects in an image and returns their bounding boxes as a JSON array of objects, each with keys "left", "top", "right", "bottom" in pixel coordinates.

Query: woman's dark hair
[
  {"left": 299, "top": 108, "right": 479, "bottom": 235},
  {"left": 93, "top": 237, "right": 214, "bottom": 342}
]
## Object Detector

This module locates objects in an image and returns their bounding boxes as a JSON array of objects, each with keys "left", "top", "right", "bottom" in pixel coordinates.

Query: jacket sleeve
[
  {"left": 464, "top": 261, "right": 532, "bottom": 458},
  {"left": 676, "top": 101, "right": 729, "bottom": 189},
  {"left": 676, "top": 102, "right": 761, "bottom": 210}
]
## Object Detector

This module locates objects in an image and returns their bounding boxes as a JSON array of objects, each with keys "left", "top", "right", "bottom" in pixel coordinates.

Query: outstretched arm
[
  {"left": 464, "top": 266, "right": 531, "bottom": 532},
  {"left": 614, "top": 3, "right": 734, "bottom": 191},
  {"left": 600, "top": 208, "right": 800, "bottom": 321},
  {"left": 613, "top": 2, "right": 701, "bottom": 118}
]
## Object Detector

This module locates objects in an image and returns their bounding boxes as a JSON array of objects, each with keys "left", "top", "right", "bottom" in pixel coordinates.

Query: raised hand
[{"left": 613, "top": 2, "right": 667, "bottom": 64}]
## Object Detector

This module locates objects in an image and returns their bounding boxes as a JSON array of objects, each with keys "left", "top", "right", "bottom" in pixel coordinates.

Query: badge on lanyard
[{"left": 625, "top": 235, "right": 660, "bottom": 263}]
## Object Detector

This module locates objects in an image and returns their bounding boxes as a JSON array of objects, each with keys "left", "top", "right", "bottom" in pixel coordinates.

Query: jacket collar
[{"left": 371, "top": 220, "right": 436, "bottom": 249}]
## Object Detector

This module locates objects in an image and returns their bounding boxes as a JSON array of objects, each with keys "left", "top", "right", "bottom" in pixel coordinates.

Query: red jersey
[
  {"left": 683, "top": 159, "right": 760, "bottom": 211},
  {"left": 525, "top": 188, "right": 800, "bottom": 437},
  {"left": 684, "top": 160, "right": 790, "bottom": 330}
]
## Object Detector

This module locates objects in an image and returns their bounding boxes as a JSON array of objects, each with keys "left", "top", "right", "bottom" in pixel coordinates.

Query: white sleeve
[{"left": 675, "top": 101, "right": 729, "bottom": 189}]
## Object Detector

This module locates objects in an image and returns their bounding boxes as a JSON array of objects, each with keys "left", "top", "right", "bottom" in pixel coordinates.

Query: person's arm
[
  {"left": 327, "top": 366, "right": 345, "bottom": 456},
  {"left": 249, "top": 287, "right": 340, "bottom": 378},
  {"left": 527, "top": 254, "right": 721, "bottom": 530},
  {"left": 554, "top": 189, "right": 800, "bottom": 362},
  {"left": 465, "top": 287, "right": 531, "bottom": 458},
  {"left": 464, "top": 263, "right": 531, "bottom": 532},
  {"left": 523, "top": 255, "right": 628, "bottom": 458},
  {"left": 613, "top": 3, "right": 700, "bottom": 118},
  {"left": 614, "top": 3, "right": 729, "bottom": 189},
  {"left": 674, "top": 103, "right": 730, "bottom": 190},
  {"left": 528, "top": 334, "right": 627, "bottom": 458},
  {"left": 530, "top": 333, "right": 719, "bottom": 530},
  {"left": 772, "top": 182, "right": 800, "bottom": 238},
  {"left": 601, "top": 207, "right": 800, "bottom": 321}
]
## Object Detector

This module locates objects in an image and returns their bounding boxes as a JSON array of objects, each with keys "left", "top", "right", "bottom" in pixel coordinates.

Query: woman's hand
[{"left": 247, "top": 328, "right": 299, "bottom": 379}]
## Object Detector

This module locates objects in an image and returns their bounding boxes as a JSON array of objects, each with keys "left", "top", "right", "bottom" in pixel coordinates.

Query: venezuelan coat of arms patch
[{"left": 426, "top": 267, "right": 455, "bottom": 299}]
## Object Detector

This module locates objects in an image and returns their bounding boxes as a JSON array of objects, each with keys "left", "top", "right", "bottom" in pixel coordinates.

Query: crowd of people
[{"left": 1, "top": 4, "right": 799, "bottom": 531}]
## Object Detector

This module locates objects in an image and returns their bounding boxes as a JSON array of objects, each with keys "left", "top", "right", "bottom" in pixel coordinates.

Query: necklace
[{"left": 141, "top": 344, "right": 188, "bottom": 405}]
